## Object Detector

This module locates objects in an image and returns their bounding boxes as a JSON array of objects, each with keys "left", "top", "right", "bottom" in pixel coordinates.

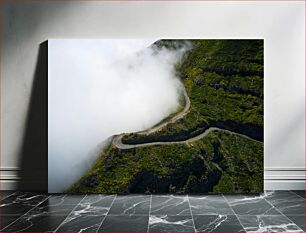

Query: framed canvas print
[{"left": 48, "top": 39, "right": 263, "bottom": 194}]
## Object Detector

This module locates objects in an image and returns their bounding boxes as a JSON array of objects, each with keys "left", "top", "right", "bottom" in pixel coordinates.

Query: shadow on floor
[{"left": 18, "top": 41, "right": 48, "bottom": 191}]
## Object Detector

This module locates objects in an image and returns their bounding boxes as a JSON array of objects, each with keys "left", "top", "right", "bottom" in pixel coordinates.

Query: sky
[{"left": 48, "top": 39, "right": 187, "bottom": 193}]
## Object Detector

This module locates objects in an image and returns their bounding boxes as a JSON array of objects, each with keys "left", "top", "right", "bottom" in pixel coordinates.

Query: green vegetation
[
  {"left": 123, "top": 40, "right": 263, "bottom": 144},
  {"left": 68, "top": 131, "right": 263, "bottom": 193},
  {"left": 67, "top": 39, "right": 264, "bottom": 194}
]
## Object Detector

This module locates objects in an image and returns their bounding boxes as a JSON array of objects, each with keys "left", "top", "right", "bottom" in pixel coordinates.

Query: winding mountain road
[{"left": 112, "top": 87, "right": 261, "bottom": 150}]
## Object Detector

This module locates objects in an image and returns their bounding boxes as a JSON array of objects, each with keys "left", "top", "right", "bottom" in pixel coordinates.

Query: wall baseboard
[
  {"left": 264, "top": 167, "right": 305, "bottom": 190},
  {"left": 0, "top": 167, "right": 46, "bottom": 191},
  {"left": 0, "top": 167, "right": 305, "bottom": 191},
  {"left": 264, "top": 180, "right": 305, "bottom": 190},
  {"left": 0, "top": 167, "right": 19, "bottom": 190}
]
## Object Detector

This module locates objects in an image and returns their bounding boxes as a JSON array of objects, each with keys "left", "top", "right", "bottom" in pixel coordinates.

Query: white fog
[{"left": 48, "top": 39, "right": 188, "bottom": 192}]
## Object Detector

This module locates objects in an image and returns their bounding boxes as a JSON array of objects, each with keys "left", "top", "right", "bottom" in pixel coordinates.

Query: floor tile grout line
[
  {"left": 96, "top": 194, "right": 117, "bottom": 233},
  {"left": 146, "top": 194, "right": 152, "bottom": 233},
  {"left": 2, "top": 192, "right": 303, "bottom": 232},
  {"left": 289, "top": 190, "right": 305, "bottom": 200},
  {"left": 220, "top": 194, "right": 236, "bottom": 216},
  {"left": 187, "top": 195, "right": 197, "bottom": 233},
  {"left": 53, "top": 194, "right": 87, "bottom": 233},
  {"left": 1, "top": 193, "right": 51, "bottom": 231},
  {"left": 0, "top": 191, "right": 17, "bottom": 201},
  {"left": 263, "top": 195, "right": 304, "bottom": 232},
  {"left": 222, "top": 194, "right": 247, "bottom": 232}
]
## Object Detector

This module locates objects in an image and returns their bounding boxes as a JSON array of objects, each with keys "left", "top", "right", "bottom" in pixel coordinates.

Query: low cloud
[{"left": 48, "top": 39, "right": 189, "bottom": 192}]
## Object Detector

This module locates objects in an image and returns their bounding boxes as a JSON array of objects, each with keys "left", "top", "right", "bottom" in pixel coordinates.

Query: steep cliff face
[{"left": 67, "top": 39, "right": 264, "bottom": 194}]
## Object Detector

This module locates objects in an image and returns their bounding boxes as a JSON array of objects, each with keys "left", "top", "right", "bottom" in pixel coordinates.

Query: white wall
[{"left": 1, "top": 1, "right": 304, "bottom": 190}]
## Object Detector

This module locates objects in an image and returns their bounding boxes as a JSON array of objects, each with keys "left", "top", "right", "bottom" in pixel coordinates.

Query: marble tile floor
[{"left": 0, "top": 191, "right": 304, "bottom": 232}]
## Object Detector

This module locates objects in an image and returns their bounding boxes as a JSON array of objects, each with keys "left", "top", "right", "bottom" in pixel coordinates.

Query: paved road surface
[{"left": 112, "top": 88, "right": 261, "bottom": 150}]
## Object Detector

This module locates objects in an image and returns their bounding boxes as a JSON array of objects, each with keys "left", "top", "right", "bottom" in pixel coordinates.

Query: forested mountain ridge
[{"left": 67, "top": 39, "right": 264, "bottom": 194}]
